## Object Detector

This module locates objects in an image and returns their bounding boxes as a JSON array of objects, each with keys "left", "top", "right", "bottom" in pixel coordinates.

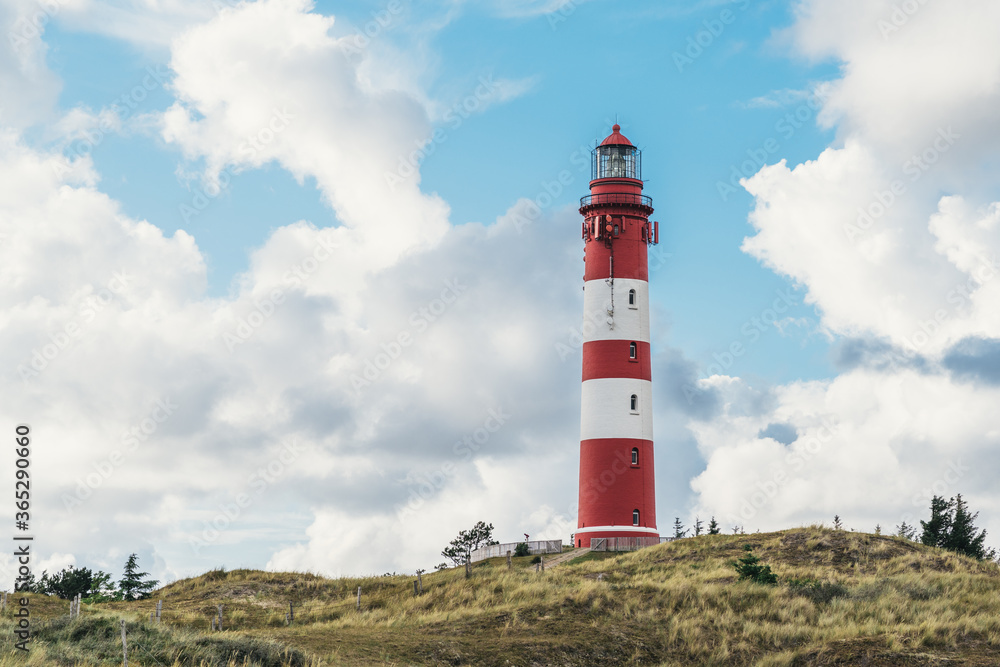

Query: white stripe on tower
[
  {"left": 580, "top": 378, "right": 653, "bottom": 441},
  {"left": 582, "top": 279, "right": 650, "bottom": 343}
]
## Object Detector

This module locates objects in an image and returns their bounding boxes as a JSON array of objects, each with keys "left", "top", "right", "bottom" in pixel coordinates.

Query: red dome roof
[{"left": 599, "top": 124, "right": 633, "bottom": 147}]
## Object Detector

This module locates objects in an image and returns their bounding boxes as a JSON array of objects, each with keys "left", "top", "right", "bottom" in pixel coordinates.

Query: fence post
[
  {"left": 465, "top": 560, "right": 471, "bottom": 579},
  {"left": 356, "top": 586, "right": 361, "bottom": 610},
  {"left": 289, "top": 602, "right": 294, "bottom": 623},
  {"left": 217, "top": 604, "right": 223, "bottom": 631},
  {"left": 540, "top": 556, "right": 545, "bottom": 572},
  {"left": 156, "top": 599, "right": 162, "bottom": 623},
  {"left": 506, "top": 551, "right": 511, "bottom": 570},
  {"left": 120, "top": 619, "right": 128, "bottom": 667},
  {"left": 417, "top": 569, "right": 424, "bottom": 594}
]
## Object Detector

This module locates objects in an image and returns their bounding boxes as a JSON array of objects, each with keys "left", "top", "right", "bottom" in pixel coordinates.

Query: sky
[{"left": 2, "top": 0, "right": 1000, "bottom": 585}]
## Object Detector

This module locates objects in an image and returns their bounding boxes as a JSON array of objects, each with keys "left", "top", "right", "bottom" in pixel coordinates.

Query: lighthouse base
[{"left": 574, "top": 527, "right": 660, "bottom": 549}]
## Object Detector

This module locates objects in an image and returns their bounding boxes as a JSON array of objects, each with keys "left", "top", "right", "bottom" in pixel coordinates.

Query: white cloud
[
  {"left": 0, "top": 0, "right": 62, "bottom": 128},
  {"left": 691, "top": 0, "right": 1000, "bottom": 550},
  {"left": 0, "top": 0, "right": 595, "bottom": 580}
]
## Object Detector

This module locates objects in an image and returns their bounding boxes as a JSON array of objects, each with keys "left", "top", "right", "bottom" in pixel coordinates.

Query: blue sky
[
  {"left": 3, "top": 0, "right": 1000, "bottom": 581},
  {"left": 45, "top": 0, "right": 839, "bottom": 385}
]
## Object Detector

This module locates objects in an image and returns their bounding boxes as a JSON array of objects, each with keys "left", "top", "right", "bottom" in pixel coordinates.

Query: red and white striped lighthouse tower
[{"left": 576, "top": 124, "right": 659, "bottom": 548}]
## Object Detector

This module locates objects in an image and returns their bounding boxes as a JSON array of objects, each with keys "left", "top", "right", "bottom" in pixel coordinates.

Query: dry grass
[{"left": 2, "top": 528, "right": 999, "bottom": 665}]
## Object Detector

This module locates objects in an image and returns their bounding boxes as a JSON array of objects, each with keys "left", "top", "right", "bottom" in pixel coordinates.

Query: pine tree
[
  {"left": 119, "top": 553, "right": 158, "bottom": 601},
  {"left": 920, "top": 496, "right": 953, "bottom": 548},
  {"left": 833, "top": 515, "right": 843, "bottom": 530},
  {"left": 874, "top": 524, "right": 882, "bottom": 535},
  {"left": 693, "top": 517, "right": 704, "bottom": 537},
  {"left": 672, "top": 517, "right": 688, "bottom": 539},
  {"left": 895, "top": 521, "right": 917, "bottom": 541},
  {"left": 708, "top": 517, "right": 720, "bottom": 535},
  {"left": 942, "top": 494, "right": 994, "bottom": 560},
  {"left": 733, "top": 545, "right": 777, "bottom": 585}
]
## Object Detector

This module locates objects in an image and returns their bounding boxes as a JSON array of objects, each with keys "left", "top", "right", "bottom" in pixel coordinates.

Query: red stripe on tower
[{"left": 576, "top": 124, "right": 660, "bottom": 548}]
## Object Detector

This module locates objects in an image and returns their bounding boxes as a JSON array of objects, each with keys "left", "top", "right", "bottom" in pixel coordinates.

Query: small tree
[
  {"left": 672, "top": 517, "right": 688, "bottom": 540},
  {"left": 119, "top": 553, "right": 158, "bottom": 601},
  {"left": 942, "top": 495, "right": 995, "bottom": 560},
  {"left": 513, "top": 542, "right": 530, "bottom": 557},
  {"left": 441, "top": 521, "right": 499, "bottom": 566},
  {"left": 895, "top": 521, "right": 917, "bottom": 541},
  {"left": 45, "top": 566, "right": 93, "bottom": 600},
  {"left": 733, "top": 545, "right": 777, "bottom": 585},
  {"left": 833, "top": 515, "right": 843, "bottom": 530},
  {"left": 693, "top": 517, "right": 704, "bottom": 537},
  {"left": 707, "top": 517, "right": 720, "bottom": 535},
  {"left": 920, "top": 496, "right": 954, "bottom": 548}
]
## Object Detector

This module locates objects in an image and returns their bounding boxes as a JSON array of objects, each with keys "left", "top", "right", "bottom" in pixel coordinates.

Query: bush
[
  {"left": 513, "top": 543, "right": 530, "bottom": 557},
  {"left": 530, "top": 556, "right": 541, "bottom": 565},
  {"left": 733, "top": 545, "right": 778, "bottom": 585}
]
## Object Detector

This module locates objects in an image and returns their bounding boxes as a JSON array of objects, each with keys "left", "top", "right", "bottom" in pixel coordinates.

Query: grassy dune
[{"left": 2, "top": 527, "right": 1000, "bottom": 665}]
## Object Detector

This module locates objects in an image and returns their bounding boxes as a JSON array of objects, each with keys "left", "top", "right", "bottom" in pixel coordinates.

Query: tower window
[
  {"left": 630, "top": 394, "right": 638, "bottom": 412},
  {"left": 629, "top": 342, "right": 637, "bottom": 360},
  {"left": 631, "top": 447, "right": 639, "bottom": 465},
  {"left": 628, "top": 289, "right": 636, "bottom": 307},
  {"left": 633, "top": 510, "right": 640, "bottom": 526}
]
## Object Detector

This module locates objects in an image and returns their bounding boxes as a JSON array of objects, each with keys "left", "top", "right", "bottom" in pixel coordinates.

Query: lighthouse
[{"left": 576, "top": 124, "right": 659, "bottom": 549}]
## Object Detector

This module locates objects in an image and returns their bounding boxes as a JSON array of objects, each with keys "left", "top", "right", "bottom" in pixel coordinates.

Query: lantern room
[{"left": 591, "top": 124, "right": 641, "bottom": 181}]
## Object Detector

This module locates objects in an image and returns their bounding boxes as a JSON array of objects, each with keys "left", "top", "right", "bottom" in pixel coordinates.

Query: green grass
[{"left": 2, "top": 527, "right": 1000, "bottom": 665}]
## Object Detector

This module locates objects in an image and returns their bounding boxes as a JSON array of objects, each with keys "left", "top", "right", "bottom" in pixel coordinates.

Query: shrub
[
  {"left": 513, "top": 543, "right": 530, "bottom": 557},
  {"left": 733, "top": 545, "right": 778, "bottom": 585}
]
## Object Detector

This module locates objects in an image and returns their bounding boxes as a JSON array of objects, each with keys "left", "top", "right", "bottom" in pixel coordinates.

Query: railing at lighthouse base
[{"left": 589, "top": 536, "right": 673, "bottom": 552}]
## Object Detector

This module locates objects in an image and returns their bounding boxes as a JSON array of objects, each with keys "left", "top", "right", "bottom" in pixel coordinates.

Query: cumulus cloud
[
  {"left": 0, "top": 0, "right": 62, "bottom": 128},
  {"left": 690, "top": 0, "right": 1000, "bottom": 547},
  {"left": 1, "top": 0, "right": 673, "bottom": 579}
]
